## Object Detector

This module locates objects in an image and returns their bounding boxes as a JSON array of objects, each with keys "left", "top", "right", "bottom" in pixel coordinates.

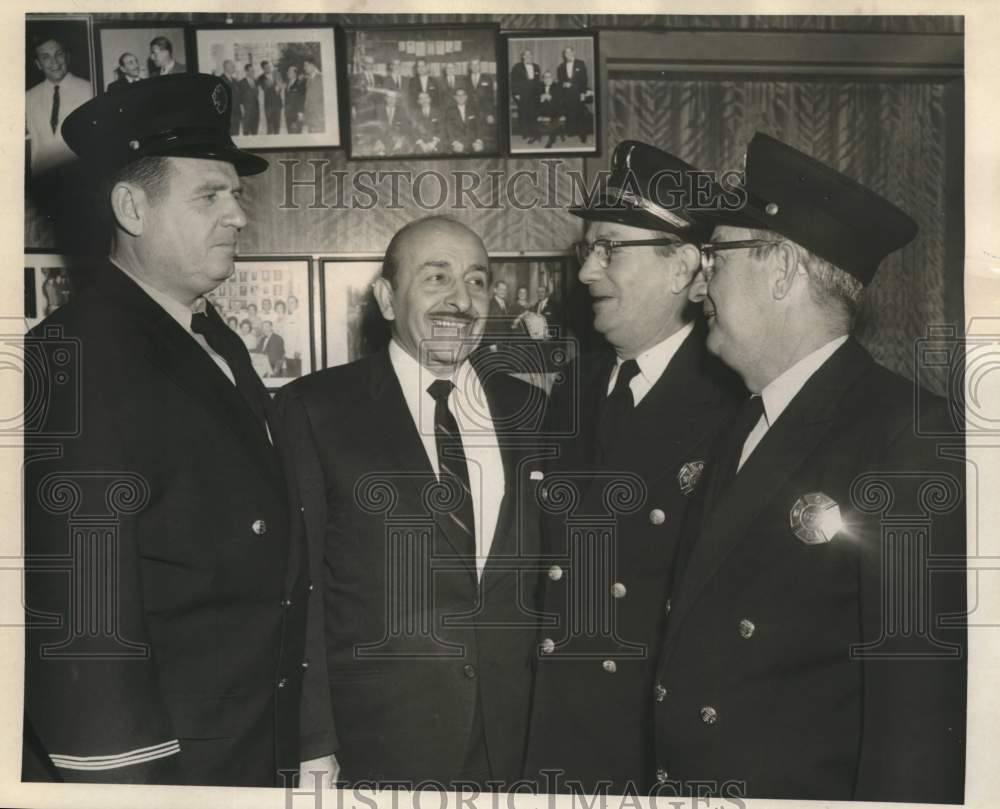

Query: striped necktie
[{"left": 427, "top": 378, "right": 476, "bottom": 557}]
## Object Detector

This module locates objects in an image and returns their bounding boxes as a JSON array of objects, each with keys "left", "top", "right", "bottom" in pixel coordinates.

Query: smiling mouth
[{"left": 429, "top": 315, "right": 475, "bottom": 337}]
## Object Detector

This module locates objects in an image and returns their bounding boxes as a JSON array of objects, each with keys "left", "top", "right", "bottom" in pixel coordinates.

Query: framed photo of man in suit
[
  {"left": 320, "top": 258, "right": 388, "bottom": 368},
  {"left": 193, "top": 25, "right": 340, "bottom": 151},
  {"left": 344, "top": 24, "right": 502, "bottom": 160},
  {"left": 94, "top": 23, "right": 192, "bottom": 93},
  {"left": 504, "top": 31, "right": 599, "bottom": 157},
  {"left": 211, "top": 256, "right": 316, "bottom": 389}
]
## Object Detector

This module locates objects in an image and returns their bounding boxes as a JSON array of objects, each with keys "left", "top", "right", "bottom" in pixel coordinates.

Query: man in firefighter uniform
[
  {"left": 653, "top": 133, "right": 966, "bottom": 802},
  {"left": 524, "top": 141, "right": 743, "bottom": 793},
  {"left": 23, "top": 74, "right": 311, "bottom": 786}
]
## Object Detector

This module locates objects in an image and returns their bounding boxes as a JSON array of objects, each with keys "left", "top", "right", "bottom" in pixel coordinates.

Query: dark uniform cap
[
  {"left": 569, "top": 140, "right": 717, "bottom": 242},
  {"left": 713, "top": 132, "right": 917, "bottom": 286},
  {"left": 62, "top": 73, "right": 268, "bottom": 177}
]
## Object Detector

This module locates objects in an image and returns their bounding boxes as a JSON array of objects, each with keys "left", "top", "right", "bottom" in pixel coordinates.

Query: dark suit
[
  {"left": 237, "top": 77, "right": 260, "bottom": 136},
  {"left": 259, "top": 332, "right": 286, "bottom": 374},
  {"left": 410, "top": 104, "right": 442, "bottom": 153},
  {"left": 444, "top": 104, "right": 482, "bottom": 153},
  {"left": 284, "top": 76, "right": 306, "bottom": 134},
  {"left": 654, "top": 338, "right": 966, "bottom": 802},
  {"left": 524, "top": 323, "right": 743, "bottom": 793},
  {"left": 537, "top": 80, "right": 567, "bottom": 144},
  {"left": 257, "top": 73, "right": 283, "bottom": 134},
  {"left": 276, "top": 348, "right": 547, "bottom": 787},
  {"left": 221, "top": 74, "right": 242, "bottom": 134},
  {"left": 464, "top": 73, "right": 495, "bottom": 117},
  {"left": 408, "top": 75, "right": 440, "bottom": 112},
  {"left": 107, "top": 76, "right": 141, "bottom": 94},
  {"left": 509, "top": 62, "right": 542, "bottom": 139},
  {"left": 22, "top": 262, "right": 308, "bottom": 786},
  {"left": 556, "top": 58, "right": 590, "bottom": 138},
  {"left": 370, "top": 104, "right": 410, "bottom": 154}
]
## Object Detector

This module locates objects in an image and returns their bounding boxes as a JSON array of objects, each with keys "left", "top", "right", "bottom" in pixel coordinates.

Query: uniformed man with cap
[
  {"left": 652, "top": 132, "right": 966, "bottom": 802},
  {"left": 523, "top": 141, "right": 743, "bottom": 793},
  {"left": 23, "top": 74, "right": 313, "bottom": 786}
]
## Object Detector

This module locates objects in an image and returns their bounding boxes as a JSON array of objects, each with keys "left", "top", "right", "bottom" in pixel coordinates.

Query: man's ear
[
  {"left": 670, "top": 243, "right": 703, "bottom": 295},
  {"left": 372, "top": 277, "right": 396, "bottom": 321},
  {"left": 110, "top": 182, "right": 147, "bottom": 237},
  {"left": 771, "top": 241, "right": 802, "bottom": 300}
]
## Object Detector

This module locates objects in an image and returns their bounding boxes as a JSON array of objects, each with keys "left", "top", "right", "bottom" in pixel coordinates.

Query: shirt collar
[
  {"left": 111, "top": 259, "right": 201, "bottom": 332},
  {"left": 388, "top": 338, "right": 481, "bottom": 400},
  {"left": 614, "top": 321, "right": 695, "bottom": 389},
  {"left": 760, "top": 335, "right": 849, "bottom": 427}
]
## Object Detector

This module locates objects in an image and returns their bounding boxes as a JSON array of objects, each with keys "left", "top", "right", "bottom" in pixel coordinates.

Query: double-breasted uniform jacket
[
  {"left": 276, "top": 348, "right": 548, "bottom": 787},
  {"left": 652, "top": 338, "right": 966, "bottom": 803},
  {"left": 524, "top": 322, "right": 743, "bottom": 793},
  {"left": 22, "top": 262, "right": 309, "bottom": 786}
]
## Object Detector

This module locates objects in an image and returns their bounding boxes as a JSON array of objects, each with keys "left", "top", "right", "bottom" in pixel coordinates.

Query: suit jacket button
[
  {"left": 738, "top": 618, "right": 755, "bottom": 638},
  {"left": 548, "top": 564, "right": 563, "bottom": 581},
  {"left": 665, "top": 598, "right": 672, "bottom": 615},
  {"left": 252, "top": 519, "right": 267, "bottom": 535},
  {"left": 602, "top": 659, "right": 617, "bottom": 674},
  {"left": 611, "top": 582, "right": 627, "bottom": 599},
  {"left": 700, "top": 705, "right": 718, "bottom": 724},
  {"left": 277, "top": 677, "right": 288, "bottom": 689},
  {"left": 301, "top": 660, "right": 309, "bottom": 669},
  {"left": 656, "top": 768, "right": 669, "bottom": 784},
  {"left": 649, "top": 508, "right": 666, "bottom": 525},
  {"left": 463, "top": 664, "right": 477, "bottom": 679},
  {"left": 654, "top": 684, "right": 668, "bottom": 702},
  {"left": 541, "top": 638, "right": 555, "bottom": 654}
]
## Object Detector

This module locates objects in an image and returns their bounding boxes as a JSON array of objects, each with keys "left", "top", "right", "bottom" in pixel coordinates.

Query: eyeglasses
[
  {"left": 698, "top": 239, "right": 782, "bottom": 281},
  {"left": 573, "top": 238, "right": 679, "bottom": 268}
]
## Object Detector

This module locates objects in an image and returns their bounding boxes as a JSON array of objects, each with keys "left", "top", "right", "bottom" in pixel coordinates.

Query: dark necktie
[
  {"left": 597, "top": 358, "right": 640, "bottom": 463},
  {"left": 427, "top": 379, "right": 476, "bottom": 557},
  {"left": 191, "top": 307, "right": 270, "bottom": 437},
  {"left": 50, "top": 85, "right": 60, "bottom": 133},
  {"left": 709, "top": 395, "right": 765, "bottom": 503}
]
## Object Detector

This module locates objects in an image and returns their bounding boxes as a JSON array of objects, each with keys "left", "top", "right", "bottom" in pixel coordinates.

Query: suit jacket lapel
[
  {"left": 665, "top": 339, "right": 873, "bottom": 649},
  {"left": 368, "top": 349, "right": 478, "bottom": 579}
]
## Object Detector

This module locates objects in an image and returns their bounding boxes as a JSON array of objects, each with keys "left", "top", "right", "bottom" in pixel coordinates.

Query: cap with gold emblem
[
  {"left": 712, "top": 132, "right": 917, "bottom": 286},
  {"left": 62, "top": 73, "right": 268, "bottom": 176},
  {"left": 569, "top": 140, "right": 719, "bottom": 242}
]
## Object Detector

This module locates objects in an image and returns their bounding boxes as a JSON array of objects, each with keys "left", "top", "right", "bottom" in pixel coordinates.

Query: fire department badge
[
  {"left": 789, "top": 492, "right": 843, "bottom": 545},
  {"left": 677, "top": 460, "right": 705, "bottom": 496},
  {"left": 211, "top": 83, "right": 227, "bottom": 114}
]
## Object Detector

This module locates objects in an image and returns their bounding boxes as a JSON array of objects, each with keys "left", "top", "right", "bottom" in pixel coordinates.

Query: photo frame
[
  {"left": 193, "top": 25, "right": 340, "bottom": 151},
  {"left": 320, "top": 258, "right": 387, "bottom": 369},
  {"left": 212, "top": 256, "right": 316, "bottom": 389},
  {"left": 344, "top": 24, "right": 502, "bottom": 160},
  {"left": 24, "top": 252, "right": 76, "bottom": 331},
  {"left": 25, "top": 15, "right": 96, "bottom": 179},
  {"left": 94, "top": 22, "right": 193, "bottom": 93},
  {"left": 504, "top": 31, "right": 599, "bottom": 157}
]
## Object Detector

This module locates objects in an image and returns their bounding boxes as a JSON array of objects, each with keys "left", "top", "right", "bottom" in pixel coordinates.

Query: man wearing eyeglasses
[
  {"left": 524, "top": 141, "right": 743, "bottom": 794},
  {"left": 651, "top": 133, "right": 966, "bottom": 802}
]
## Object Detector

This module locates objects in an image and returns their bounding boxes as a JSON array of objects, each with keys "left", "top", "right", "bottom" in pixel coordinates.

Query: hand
[
  {"left": 521, "top": 311, "right": 548, "bottom": 340},
  {"left": 299, "top": 754, "right": 340, "bottom": 789}
]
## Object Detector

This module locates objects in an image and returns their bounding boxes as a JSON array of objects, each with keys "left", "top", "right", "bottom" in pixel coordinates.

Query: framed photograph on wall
[
  {"left": 344, "top": 24, "right": 502, "bottom": 160},
  {"left": 504, "top": 31, "right": 599, "bottom": 157},
  {"left": 320, "top": 258, "right": 388, "bottom": 368},
  {"left": 211, "top": 256, "right": 315, "bottom": 389},
  {"left": 24, "top": 252, "right": 76, "bottom": 331},
  {"left": 94, "top": 22, "right": 193, "bottom": 93},
  {"left": 193, "top": 25, "right": 340, "bottom": 151},
  {"left": 25, "top": 15, "right": 95, "bottom": 179}
]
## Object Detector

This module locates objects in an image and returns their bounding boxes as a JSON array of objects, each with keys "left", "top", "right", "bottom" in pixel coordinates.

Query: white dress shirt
[
  {"left": 606, "top": 322, "right": 694, "bottom": 405},
  {"left": 738, "top": 334, "right": 849, "bottom": 470},
  {"left": 389, "top": 340, "right": 505, "bottom": 579},
  {"left": 25, "top": 73, "right": 93, "bottom": 173}
]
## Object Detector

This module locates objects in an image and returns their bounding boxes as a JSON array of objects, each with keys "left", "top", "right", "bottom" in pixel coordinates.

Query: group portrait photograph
[{"left": 6, "top": 3, "right": 998, "bottom": 809}]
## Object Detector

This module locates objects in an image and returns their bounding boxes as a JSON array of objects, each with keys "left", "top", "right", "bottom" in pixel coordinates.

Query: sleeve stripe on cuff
[{"left": 50, "top": 739, "right": 181, "bottom": 771}]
